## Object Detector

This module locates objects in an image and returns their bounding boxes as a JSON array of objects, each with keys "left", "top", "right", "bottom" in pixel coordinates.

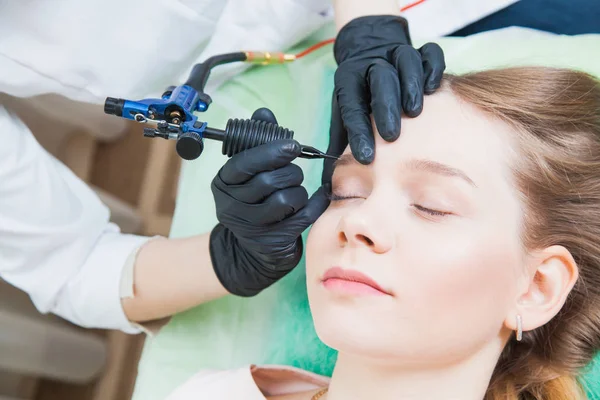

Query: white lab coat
[{"left": 0, "top": 0, "right": 517, "bottom": 333}]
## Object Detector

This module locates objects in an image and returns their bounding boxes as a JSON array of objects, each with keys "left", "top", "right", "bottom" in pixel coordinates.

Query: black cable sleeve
[{"left": 184, "top": 52, "right": 247, "bottom": 93}]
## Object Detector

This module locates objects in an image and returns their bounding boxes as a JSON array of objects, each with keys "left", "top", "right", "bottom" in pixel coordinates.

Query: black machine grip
[
  {"left": 221, "top": 118, "right": 294, "bottom": 157},
  {"left": 176, "top": 118, "right": 295, "bottom": 161}
]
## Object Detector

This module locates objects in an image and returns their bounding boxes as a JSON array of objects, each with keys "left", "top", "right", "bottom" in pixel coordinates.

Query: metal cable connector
[{"left": 244, "top": 51, "right": 296, "bottom": 65}]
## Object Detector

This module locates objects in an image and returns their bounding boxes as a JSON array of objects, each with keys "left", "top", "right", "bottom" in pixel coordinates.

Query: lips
[{"left": 322, "top": 267, "right": 391, "bottom": 296}]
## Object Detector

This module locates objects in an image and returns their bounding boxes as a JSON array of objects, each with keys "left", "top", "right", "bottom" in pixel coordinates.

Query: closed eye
[
  {"left": 329, "top": 194, "right": 453, "bottom": 218},
  {"left": 328, "top": 192, "right": 362, "bottom": 201},
  {"left": 412, "top": 204, "right": 451, "bottom": 217}
]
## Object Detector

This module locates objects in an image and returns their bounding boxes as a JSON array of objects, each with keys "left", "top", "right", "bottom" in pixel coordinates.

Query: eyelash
[
  {"left": 328, "top": 193, "right": 451, "bottom": 217},
  {"left": 412, "top": 204, "right": 451, "bottom": 217},
  {"left": 327, "top": 192, "right": 359, "bottom": 201}
]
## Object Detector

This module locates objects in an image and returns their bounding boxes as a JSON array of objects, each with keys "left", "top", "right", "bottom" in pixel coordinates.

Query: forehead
[{"left": 368, "top": 90, "right": 518, "bottom": 187}]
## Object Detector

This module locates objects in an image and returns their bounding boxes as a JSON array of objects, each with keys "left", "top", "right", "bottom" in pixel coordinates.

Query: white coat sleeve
[
  {"left": 0, "top": 0, "right": 332, "bottom": 102},
  {"left": 0, "top": 107, "right": 148, "bottom": 332}
]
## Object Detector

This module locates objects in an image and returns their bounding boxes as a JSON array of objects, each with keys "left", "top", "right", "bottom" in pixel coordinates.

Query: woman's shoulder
[{"left": 165, "top": 364, "right": 330, "bottom": 400}]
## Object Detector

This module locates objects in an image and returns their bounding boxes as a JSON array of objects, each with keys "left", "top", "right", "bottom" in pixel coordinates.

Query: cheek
[
  {"left": 306, "top": 211, "right": 342, "bottom": 331},
  {"left": 306, "top": 212, "right": 335, "bottom": 276},
  {"left": 408, "top": 198, "right": 525, "bottom": 321},
  {"left": 399, "top": 224, "right": 522, "bottom": 332},
  {"left": 417, "top": 237, "right": 516, "bottom": 299}
]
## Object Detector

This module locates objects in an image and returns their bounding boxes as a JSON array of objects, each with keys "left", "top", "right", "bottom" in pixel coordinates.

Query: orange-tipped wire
[
  {"left": 243, "top": 1, "right": 428, "bottom": 63},
  {"left": 400, "top": 0, "right": 426, "bottom": 12},
  {"left": 292, "top": 0, "right": 427, "bottom": 59},
  {"left": 295, "top": 38, "right": 336, "bottom": 59}
]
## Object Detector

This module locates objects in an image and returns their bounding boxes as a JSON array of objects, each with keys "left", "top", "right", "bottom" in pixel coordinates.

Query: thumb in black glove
[{"left": 210, "top": 108, "right": 330, "bottom": 297}]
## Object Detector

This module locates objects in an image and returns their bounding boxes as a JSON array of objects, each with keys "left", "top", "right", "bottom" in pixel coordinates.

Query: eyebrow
[{"left": 333, "top": 154, "right": 477, "bottom": 187}]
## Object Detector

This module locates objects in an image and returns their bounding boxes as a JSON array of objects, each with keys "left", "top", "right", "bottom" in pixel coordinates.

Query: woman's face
[{"left": 306, "top": 90, "right": 527, "bottom": 366}]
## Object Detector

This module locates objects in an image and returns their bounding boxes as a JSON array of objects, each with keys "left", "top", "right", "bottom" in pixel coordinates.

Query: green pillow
[{"left": 133, "top": 26, "right": 600, "bottom": 400}]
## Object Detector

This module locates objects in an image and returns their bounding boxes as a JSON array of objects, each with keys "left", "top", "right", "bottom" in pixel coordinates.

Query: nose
[{"left": 337, "top": 208, "right": 393, "bottom": 254}]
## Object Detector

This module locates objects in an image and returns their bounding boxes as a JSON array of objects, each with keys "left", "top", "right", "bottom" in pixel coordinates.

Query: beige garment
[{"left": 165, "top": 365, "right": 330, "bottom": 399}]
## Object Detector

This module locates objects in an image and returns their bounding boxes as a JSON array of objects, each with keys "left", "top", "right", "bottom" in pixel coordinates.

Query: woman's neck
[{"left": 326, "top": 344, "right": 503, "bottom": 400}]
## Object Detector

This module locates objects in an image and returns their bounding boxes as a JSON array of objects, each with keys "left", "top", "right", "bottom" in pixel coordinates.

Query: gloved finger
[
  {"left": 254, "top": 186, "right": 309, "bottom": 224},
  {"left": 322, "top": 94, "right": 349, "bottom": 185},
  {"left": 251, "top": 107, "right": 279, "bottom": 125},
  {"left": 367, "top": 60, "right": 401, "bottom": 142},
  {"left": 335, "top": 64, "right": 375, "bottom": 164},
  {"left": 278, "top": 185, "right": 330, "bottom": 235},
  {"left": 215, "top": 185, "right": 308, "bottom": 225},
  {"left": 390, "top": 46, "right": 424, "bottom": 117},
  {"left": 219, "top": 139, "right": 301, "bottom": 185},
  {"left": 418, "top": 43, "right": 446, "bottom": 94},
  {"left": 224, "top": 163, "right": 304, "bottom": 203}
]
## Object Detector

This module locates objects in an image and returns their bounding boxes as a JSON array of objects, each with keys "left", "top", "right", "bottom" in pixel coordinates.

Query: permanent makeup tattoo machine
[
  {"left": 101, "top": 0, "right": 429, "bottom": 161},
  {"left": 103, "top": 49, "right": 337, "bottom": 161}
]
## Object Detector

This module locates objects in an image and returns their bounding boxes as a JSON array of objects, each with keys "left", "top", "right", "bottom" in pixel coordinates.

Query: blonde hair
[{"left": 446, "top": 67, "right": 600, "bottom": 400}]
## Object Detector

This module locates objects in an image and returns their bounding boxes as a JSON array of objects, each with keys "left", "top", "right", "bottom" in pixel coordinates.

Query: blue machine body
[{"left": 119, "top": 84, "right": 209, "bottom": 136}]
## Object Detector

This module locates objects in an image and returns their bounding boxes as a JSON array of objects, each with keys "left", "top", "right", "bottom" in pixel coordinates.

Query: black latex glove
[
  {"left": 322, "top": 15, "right": 446, "bottom": 183},
  {"left": 210, "top": 108, "right": 330, "bottom": 297}
]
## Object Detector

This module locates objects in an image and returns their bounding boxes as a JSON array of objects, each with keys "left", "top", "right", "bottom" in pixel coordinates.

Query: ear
[{"left": 505, "top": 245, "right": 579, "bottom": 334}]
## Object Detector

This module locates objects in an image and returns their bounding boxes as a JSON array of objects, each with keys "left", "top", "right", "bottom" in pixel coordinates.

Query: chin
[
  {"left": 308, "top": 288, "right": 489, "bottom": 367},
  {"left": 308, "top": 285, "right": 405, "bottom": 360},
  {"left": 312, "top": 314, "right": 393, "bottom": 360},
  {"left": 312, "top": 310, "right": 474, "bottom": 368}
]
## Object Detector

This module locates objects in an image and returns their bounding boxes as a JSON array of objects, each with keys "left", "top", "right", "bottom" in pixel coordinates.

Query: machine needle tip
[{"left": 299, "top": 145, "right": 339, "bottom": 160}]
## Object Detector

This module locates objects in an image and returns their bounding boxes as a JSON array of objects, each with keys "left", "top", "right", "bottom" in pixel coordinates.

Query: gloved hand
[
  {"left": 323, "top": 15, "right": 446, "bottom": 183},
  {"left": 210, "top": 108, "right": 330, "bottom": 297}
]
